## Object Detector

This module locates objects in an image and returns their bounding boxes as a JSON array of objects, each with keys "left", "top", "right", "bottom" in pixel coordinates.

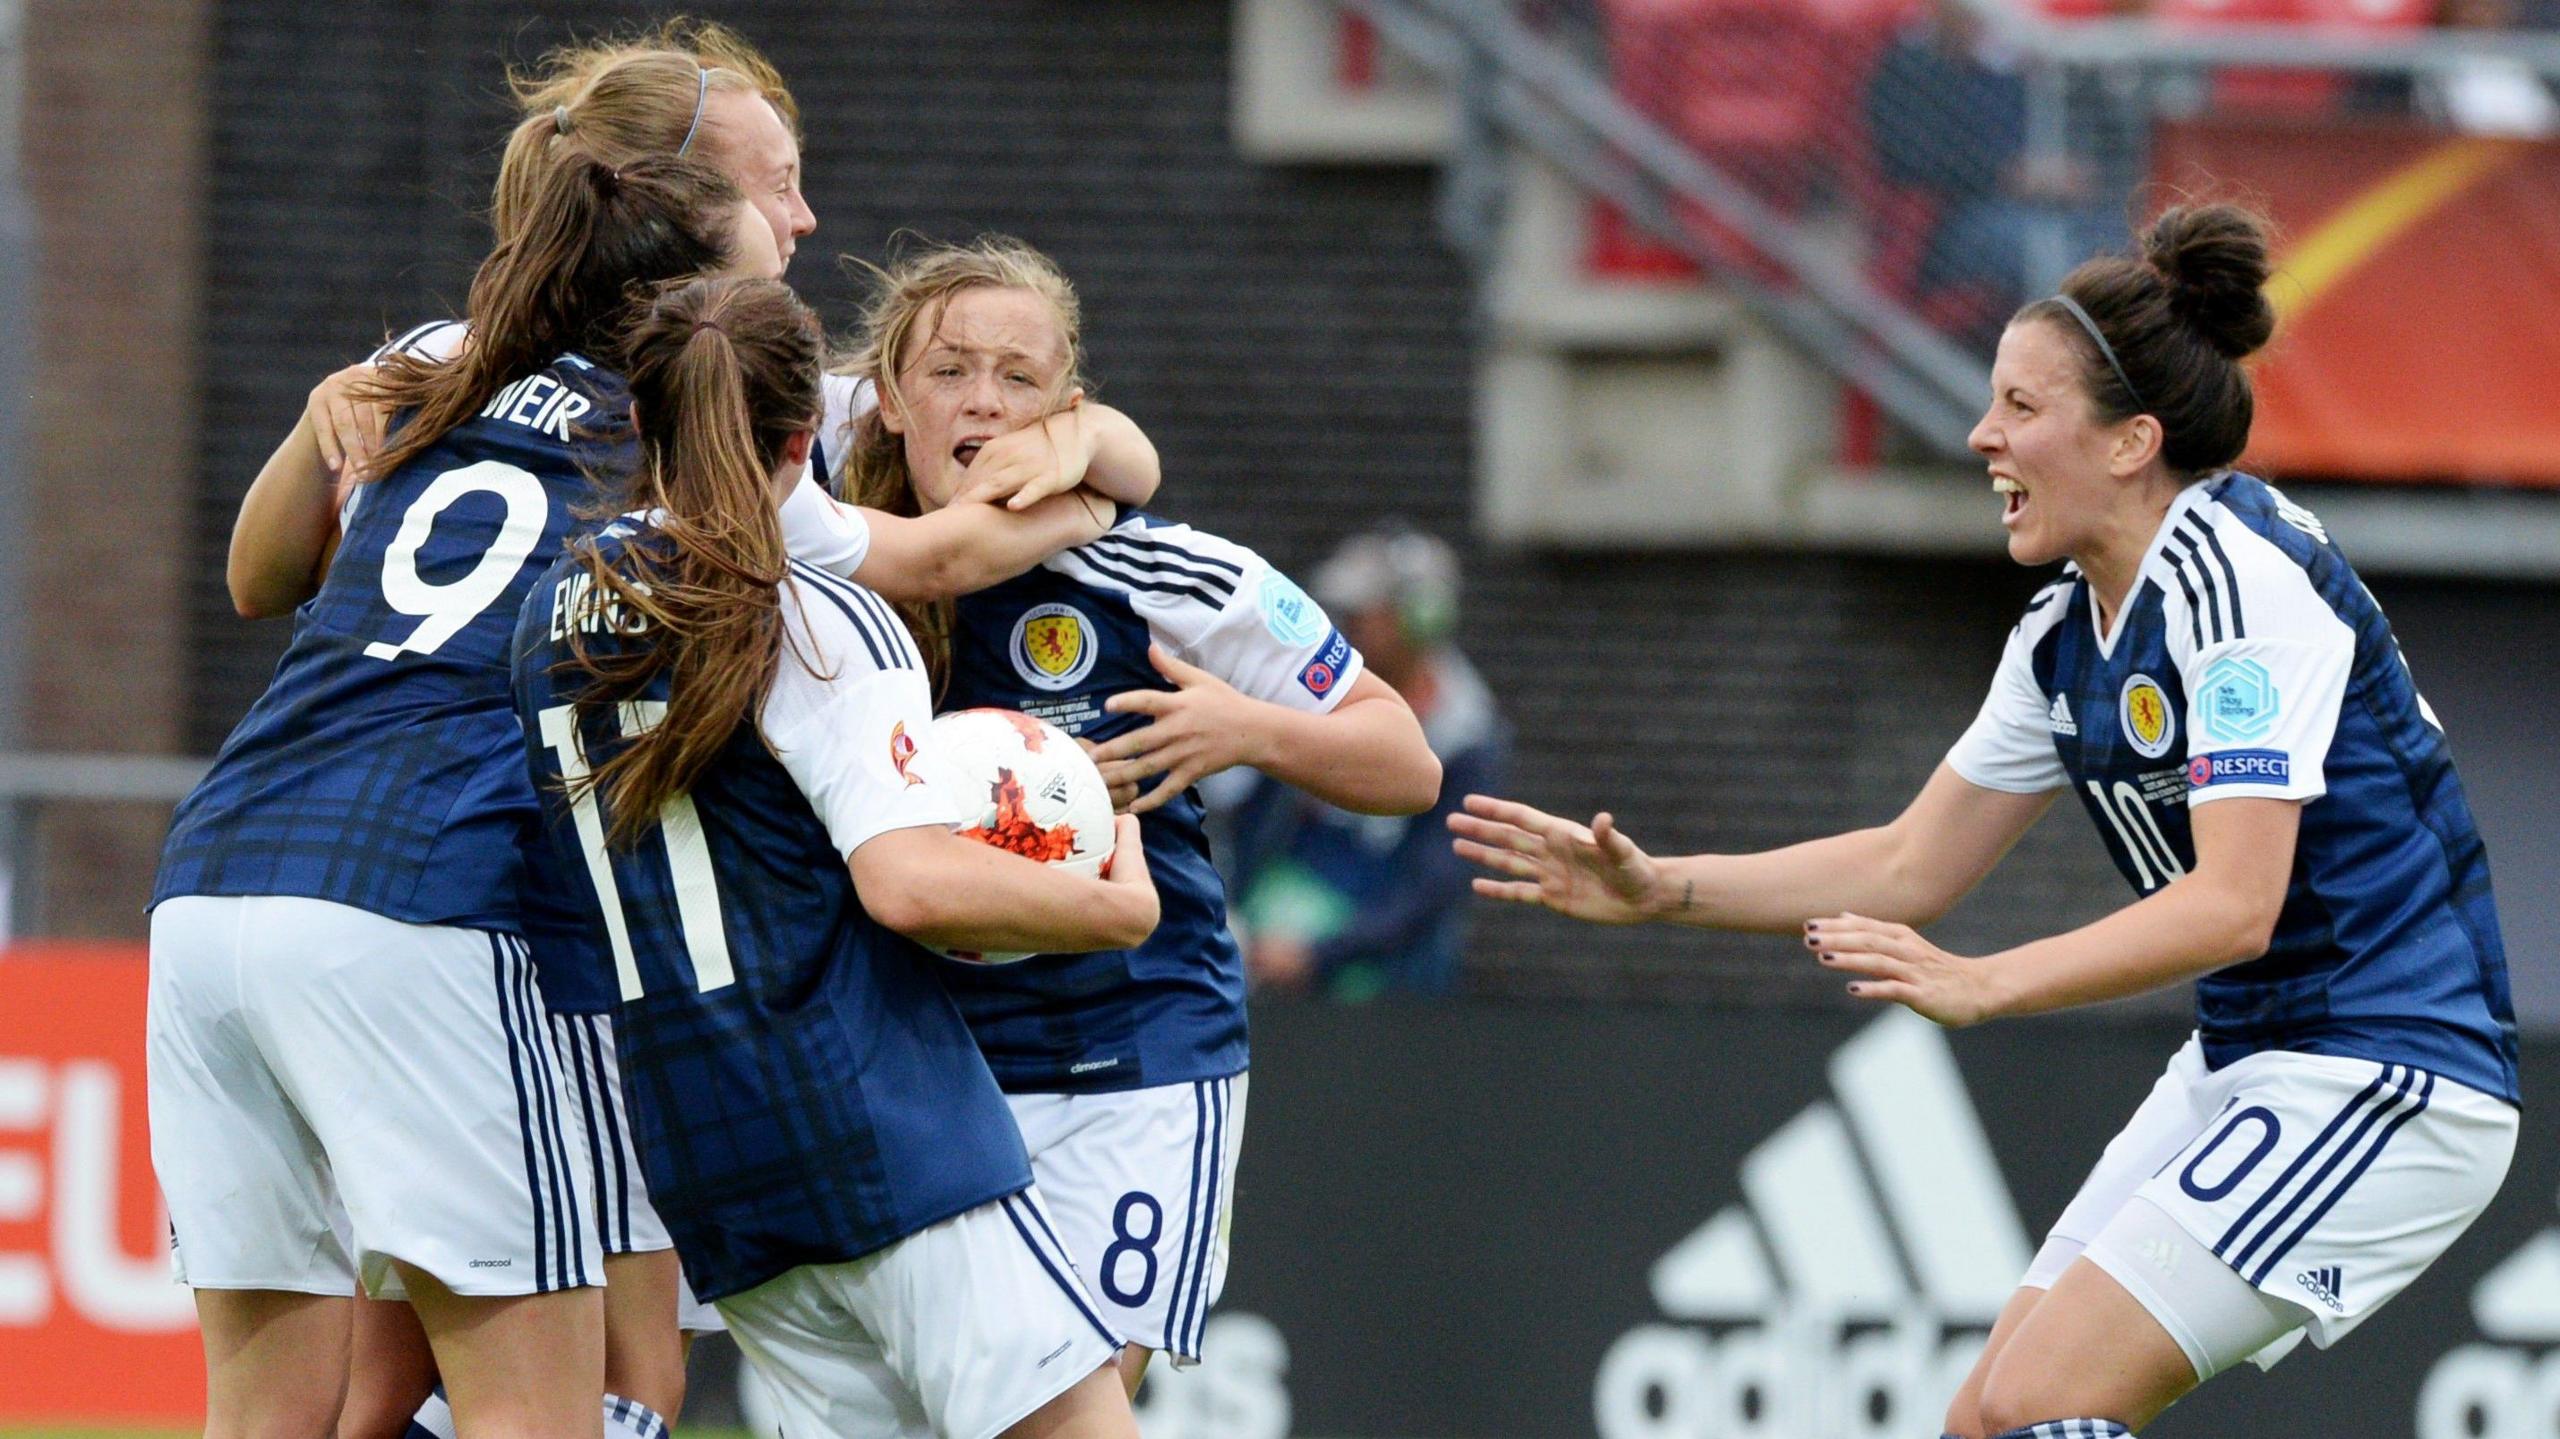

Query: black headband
[{"left": 2051, "top": 294, "right": 2148, "bottom": 414}]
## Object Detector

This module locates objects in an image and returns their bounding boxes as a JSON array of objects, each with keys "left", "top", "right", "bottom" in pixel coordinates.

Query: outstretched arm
[
  {"left": 1090, "top": 649, "right": 1441, "bottom": 817},
  {"left": 1449, "top": 762, "right": 2055, "bottom": 932},
  {"left": 1814, "top": 795, "right": 2297, "bottom": 1026}
]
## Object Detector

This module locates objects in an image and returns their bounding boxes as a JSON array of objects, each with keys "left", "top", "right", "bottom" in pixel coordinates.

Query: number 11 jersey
[{"left": 156, "top": 324, "right": 626, "bottom": 931}]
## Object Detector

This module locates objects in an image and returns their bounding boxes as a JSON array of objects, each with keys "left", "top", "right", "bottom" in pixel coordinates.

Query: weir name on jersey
[{"left": 479, "top": 370, "right": 595, "bottom": 442}]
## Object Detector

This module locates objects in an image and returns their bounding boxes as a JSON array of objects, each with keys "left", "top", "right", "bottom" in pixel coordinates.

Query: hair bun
[{"left": 2143, "top": 203, "right": 2276, "bottom": 361}]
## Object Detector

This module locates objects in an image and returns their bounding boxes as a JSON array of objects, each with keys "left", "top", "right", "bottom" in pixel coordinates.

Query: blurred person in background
[
  {"left": 1864, "top": 0, "right": 2126, "bottom": 349},
  {"left": 2422, "top": 0, "right": 2560, "bottom": 135},
  {"left": 1218, "top": 524, "right": 1507, "bottom": 1000}
]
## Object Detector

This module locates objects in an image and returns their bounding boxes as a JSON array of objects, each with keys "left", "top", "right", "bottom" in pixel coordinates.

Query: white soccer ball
[{"left": 907, "top": 707, "right": 1116, "bottom": 964}]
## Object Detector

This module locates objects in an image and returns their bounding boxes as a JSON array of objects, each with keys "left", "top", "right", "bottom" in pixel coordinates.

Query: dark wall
[{"left": 193, "top": 1, "right": 2554, "bottom": 1013}]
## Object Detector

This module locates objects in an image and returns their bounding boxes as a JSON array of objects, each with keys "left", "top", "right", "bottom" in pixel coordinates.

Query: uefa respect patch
[
  {"left": 2188, "top": 748, "right": 2290, "bottom": 789},
  {"left": 1298, "top": 628, "right": 1351, "bottom": 698}
]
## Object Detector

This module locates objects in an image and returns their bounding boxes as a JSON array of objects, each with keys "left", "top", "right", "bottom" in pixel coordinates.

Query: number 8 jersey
[
  {"left": 1947, "top": 472, "right": 2519, "bottom": 1103},
  {"left": 156, "top": 324, "right": 627, "bottom": 930}
]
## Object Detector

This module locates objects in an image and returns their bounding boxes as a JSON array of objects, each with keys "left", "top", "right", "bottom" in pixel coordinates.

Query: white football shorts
[
  {"left": 147, "top": 895, "right": 601, "bottom": 1298},
  {"left": 2023, "top": 1033, "right": 2515, "bottom": 1377},
  {"left": 715, "top": 1189, "right": 1120, "bottom": 1439},
  {"left": 549, "top": 1011, "right": 721, "bottom": 1332},
  {"left": 1006, "top": 1072, "right": 1247, "bottom": 1366}
]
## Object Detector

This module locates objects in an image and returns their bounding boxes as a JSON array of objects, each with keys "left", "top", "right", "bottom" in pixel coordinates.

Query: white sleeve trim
[
  {"left": 1944, "top": 589, "right": 2071, "bottom": 795},
  {"left": 760, "top": 571, "right": 960, "bottom": 858},
  {"left": 1053, "top": 519, "right": 1366, "bottom": 715},
  {"left": 777, "top": 478, "right": 873, "bottom": 579},
  {"left": 2176, "top": 515, "right": 2357, "bottom": 808},
  {"left": 369, "top": 318, "right": 467, "bottom": 365}
]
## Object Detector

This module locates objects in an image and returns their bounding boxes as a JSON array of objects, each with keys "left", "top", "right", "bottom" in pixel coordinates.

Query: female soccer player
[
  {"left": 217, "top": 30, "right": 1167, "bottom": 1435},
  {"left": 829, "top": 236, "right": 1444, "bottom": 1391},
  {"left": 512, "top": 272, "right": 1159, "bottom": 1439},
  {"left": 1452, "top": 203, "right": 2519, "bottom": 1438},
  {"left": 151, "top": 145, "right": 758, "bottom": 1439}
]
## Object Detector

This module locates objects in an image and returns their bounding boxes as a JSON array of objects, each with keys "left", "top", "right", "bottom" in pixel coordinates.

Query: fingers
[
  {"left": 1451, "top": 837, "right": 1539, "bottom": 880},
  {"left": 1088, "top": 730, "right": 1151, "bottom": 764},
  {"left": 1842, "top": 979, "right": 1921, "bottom": 1006},
  {"left": 1004, "top": 471, "right": 1079, "bottom": 512},
  {"left": 1146, "top": 643, "right": 1211, "bottom": 685},
  {"left": 1470, "top": 876, "right": 1552, "bottom": 905},
  {"left": 310, "top": 406, "right": 344, "bottom": 472},
  {"left": 1101, "top": 689, "right": 1172, "bottom": 718},
  {"left": 1445, "top": 812, "right": 1540, "bottom": 854},
  {"left": 1591, "top": 812, "right": 1643, "bottom": 864},
  {"left": 1126, "top": 782, "right": 1175, "bottom": 816},
  {"left": 1459, "top": 793, "right": 1572, "bottom": 837}
]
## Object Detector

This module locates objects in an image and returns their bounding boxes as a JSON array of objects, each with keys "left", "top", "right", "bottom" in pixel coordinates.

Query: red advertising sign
[
  {"left": 0, "top": 946, "right": 204, "bottom": 1424},
  {"left": 2158, "top": 123, "right": 2560, "bottom": 487}
]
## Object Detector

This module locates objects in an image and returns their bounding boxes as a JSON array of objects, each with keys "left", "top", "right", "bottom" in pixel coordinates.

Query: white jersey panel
[
  {"left": 1945, "top": 577, "right": 2073, "bottom": 794},
  {"left": 762, "top": 564, "right": 962, "bottom": 859},
  {"left": 1047, "top": 518, "right": 1365, "bottom": 716},
  {"left": 2157, "top": 503, "right": 2357, "bottom": 807},
  {"left": 817, "top": 371, "right": 880, "bottom": 489}
]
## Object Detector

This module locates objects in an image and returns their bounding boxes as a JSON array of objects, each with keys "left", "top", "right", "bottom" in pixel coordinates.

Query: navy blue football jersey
[
  {"left": 157, "top": 324, "right": 629, "bottom": 931},
  {"left": 1949, "top": 474, "right": 2518, "bottom": 1102},
  {"left": 936, "top": 512, "right": 1365, "bottom": 1093},
  {"left": 512, "top": 532, "right": 1027, "bottom": 1300}
]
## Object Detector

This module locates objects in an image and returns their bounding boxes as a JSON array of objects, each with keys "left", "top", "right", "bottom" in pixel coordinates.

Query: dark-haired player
[{"left": 1454, "top": 203, "right": 2518, "bottom": 1437}]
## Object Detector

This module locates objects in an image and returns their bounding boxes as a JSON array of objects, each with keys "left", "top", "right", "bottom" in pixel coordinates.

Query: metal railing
[{"left": 1352, "top": 0, "right": 2560, "bottom": 461}]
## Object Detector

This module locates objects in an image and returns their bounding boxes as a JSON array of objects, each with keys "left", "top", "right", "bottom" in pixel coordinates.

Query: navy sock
[{"left": 604, "top": 1393, "right": 672, "bottom": 1439}]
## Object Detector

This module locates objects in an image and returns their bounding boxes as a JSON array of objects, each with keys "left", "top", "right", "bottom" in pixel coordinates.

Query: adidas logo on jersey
[
  {"left": 2295, "top": 1265, "right": 2345, "bottom": 1313},
  {"left": 1594, "top": 1013, "right": 2030, "bottom": 1439},
  {"left": 2048, "top": 693, "right": 2078, "bottom": 736},
  {"left": 2419, "top": 1222, "right": 2560, "bottom": 1439}
]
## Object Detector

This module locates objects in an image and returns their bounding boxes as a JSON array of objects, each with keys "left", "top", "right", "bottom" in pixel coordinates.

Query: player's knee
[
  {"left": 1973, "top": 1377, "right": 2132, "bottom": 1439},
  {"left": 211, "top": 1391, "right": 348, "bottom": 1439}
]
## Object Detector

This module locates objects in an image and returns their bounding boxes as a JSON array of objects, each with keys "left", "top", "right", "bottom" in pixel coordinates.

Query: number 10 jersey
[{"left": 156, "top": 327, "right": 627, "bottom": 932}]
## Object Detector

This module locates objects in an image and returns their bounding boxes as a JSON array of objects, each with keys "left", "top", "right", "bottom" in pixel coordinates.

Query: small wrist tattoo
[{"left": 1677, "top": 878, "right": 1695, "bottom": 912}]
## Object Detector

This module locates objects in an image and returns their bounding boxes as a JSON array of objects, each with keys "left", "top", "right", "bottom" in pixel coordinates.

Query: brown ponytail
[
  {"left": 357, "top": 151, "right": 740, "bottom": 484},
  {"left": 559, "top": 276, "right": 825, "bottom": 850}
]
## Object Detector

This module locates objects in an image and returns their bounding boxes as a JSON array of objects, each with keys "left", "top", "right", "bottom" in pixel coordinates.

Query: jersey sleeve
[
  {"left": 816, "top": 371, "right": 879, "bottom": 492},
  {"left": 760, "top": 568, "right": 962, "bottom": 858},
  {"left": 369, "top": 319, "right": 467, "bottom": 365},
  {"left": 2169, "top": 529, "right": 2356, "bottom": 807},
  {"left": 1056, "top": 520, "right": 1365, "bottom": 714},
  {"left": 1945, "top": 599, "right": 2068, "bottom": 794},
  {"left": 777, "top": 477, "right": 873, "bottom": 579}
]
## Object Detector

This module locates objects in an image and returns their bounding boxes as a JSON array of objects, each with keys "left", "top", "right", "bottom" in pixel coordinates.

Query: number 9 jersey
[{"left": 156, "top": 324, "right": 627, "bottom": 931}]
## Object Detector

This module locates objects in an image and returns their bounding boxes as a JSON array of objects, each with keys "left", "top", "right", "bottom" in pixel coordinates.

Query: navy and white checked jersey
[
  {"left": 511, "top": 530, "right": 1027, "bottom": 1301},
  {"left": 156, "top": 323, "right": 631, "bottom": 930},
  {"left": 1949, "top": 474, "right": 2519, "bottom": 1103},
  {"left": 935, "top": 511, "right": 1365, "bottom": 1093}
]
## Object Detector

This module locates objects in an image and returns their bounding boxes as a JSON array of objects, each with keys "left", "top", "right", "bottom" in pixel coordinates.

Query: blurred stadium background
[{"left": 2, "top": 1, "right": 2557, "bottom": 1434}]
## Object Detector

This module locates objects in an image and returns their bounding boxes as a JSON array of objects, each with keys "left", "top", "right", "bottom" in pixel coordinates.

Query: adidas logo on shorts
[
  {"left": 1595, "top": 1012, "right": 2030, "bottom": 1439},
  {"left": 2295, "top": 1265, "right": 2345, "bottom": 1313}
]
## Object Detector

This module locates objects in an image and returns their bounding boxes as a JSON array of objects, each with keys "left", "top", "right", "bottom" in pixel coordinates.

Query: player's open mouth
[
  {"left": 954, "top": 440, "right": 985, "bottom": 467},
  {"left": 1994, "top": 475, "right": 2026, "bottom": 526}
]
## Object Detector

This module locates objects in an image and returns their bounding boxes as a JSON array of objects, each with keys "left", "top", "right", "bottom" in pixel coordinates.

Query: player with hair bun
[
  {"left": 1455, "top": 202, "right": 2519, "bottom": 1437},
  {"left": 512, "top": 272, "right": 1160, "bottom": 1439}
]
